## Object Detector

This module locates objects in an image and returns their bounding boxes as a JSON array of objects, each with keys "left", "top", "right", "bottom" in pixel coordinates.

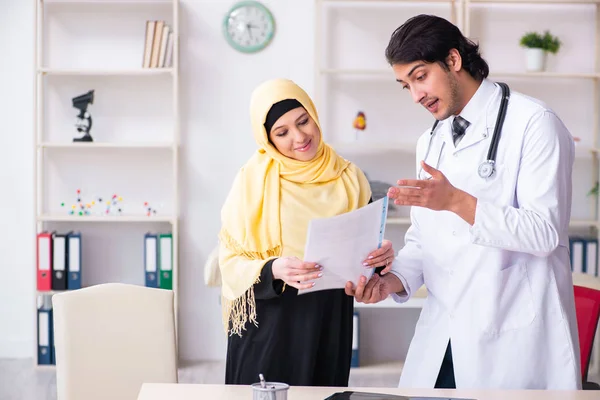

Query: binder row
[
  {"left": 144, "top": 232, "right": 173, "bottom": 290},
  {"left": 37, "top": 296, "right": 55, "bottom": 365},
  {"left": 36, "top": 231, "right": 82, "bottom": 292},
  {"left": 569, "top": 236, "right": 599, "bottom": 277}
]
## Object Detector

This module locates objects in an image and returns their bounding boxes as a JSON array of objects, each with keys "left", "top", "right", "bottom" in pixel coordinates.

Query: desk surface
[{"left": 137, "top": 383, "right": 599, "bottom": 400}]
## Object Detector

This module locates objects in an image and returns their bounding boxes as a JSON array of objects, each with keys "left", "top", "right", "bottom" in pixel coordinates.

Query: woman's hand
[
  {"left": 272, "top": 256, "right": 323, "bottom": 290},
  {"left": 362, "top": 239, "right": 395, "bottom": 275}
]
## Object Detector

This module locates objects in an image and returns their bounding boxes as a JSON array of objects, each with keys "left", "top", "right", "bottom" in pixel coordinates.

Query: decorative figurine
[
  {"left": 105, "top": 194, "right": 123, "bottom": 216},
  {"left": 72, "top": 90, "right": 95, "bottom": 142},
  {"left": 60, "top": 190, "right": 123, "bottom": 216},
  {"left": 61, "top": 189, "right": 93, "bottom": 216},
  {"left": 144, "top": 201, "right": 158, "bottom": 217},
  {"left": 352, "top": 111, "right": 366, "bottom": 140}
]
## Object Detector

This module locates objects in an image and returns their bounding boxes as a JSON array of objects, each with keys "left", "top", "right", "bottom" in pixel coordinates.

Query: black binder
[{"left": 51, "top": 232, "right": 68, "bottom": 290}]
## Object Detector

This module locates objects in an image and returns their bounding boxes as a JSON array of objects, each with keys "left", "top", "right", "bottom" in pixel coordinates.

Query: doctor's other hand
[
  {"left": 388, "top": 161, "right": 460, "bottom": 212},
  {"left": 345, "top": 273, "right": 404, "bottom": 304},
  {"left": 363, "top": 239, "right": 395, "bottom": 275},
  {"left": 272, "top": 256, "right": 322, "bottom": 290}
]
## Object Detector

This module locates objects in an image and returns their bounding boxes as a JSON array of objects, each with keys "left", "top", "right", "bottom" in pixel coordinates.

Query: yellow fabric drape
[{"left": 218, "top": 78, "right": 371, "bottom": 336}]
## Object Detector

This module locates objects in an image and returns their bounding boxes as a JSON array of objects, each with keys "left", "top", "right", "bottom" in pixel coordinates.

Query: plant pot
[{"left": 525, "top": 48, "right": 547, "bottom": 72}]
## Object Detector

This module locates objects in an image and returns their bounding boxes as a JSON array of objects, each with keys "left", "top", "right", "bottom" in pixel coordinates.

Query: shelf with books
[
  {"left": 33, "top": 0, "right": 180, "bottom": 369},
  {"left": 43, "top": 0, "right": 174, "bottom": 4},
  {"left": 38, "top": 68, "right": 174, "bottom": 76}
]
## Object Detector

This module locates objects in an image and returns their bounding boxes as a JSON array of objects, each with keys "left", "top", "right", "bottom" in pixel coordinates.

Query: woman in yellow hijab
[{"left": 219, "top": 78, "right": 396, "bottom": 386}]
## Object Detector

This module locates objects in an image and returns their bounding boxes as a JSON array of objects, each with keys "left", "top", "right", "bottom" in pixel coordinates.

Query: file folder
[
  {"left": 67, "top": 232, "right": 82, "bottom": 290},
  {"left": 52, "top": 232, "right": 68, "bottom": 290},
  {"left": 37, "top": 296, "right": 53, "bottom": 365},
  {"left": 144, "top": 233, "right": 158, "bottom": 288},
  {"left": 585, "top": 238, "right": 598, "bottom": 276},
  {"left": 352, "top": 311, "right": 360, "bottom": 368},
  {"left": 569, "top": 236, "right": 585, "bottom": 274},
  {"left": 158, "top": 233, "right": 173, "bottom": 290},
  {"left": 36, "top": 232, "right": 52, "bottom": 291}
]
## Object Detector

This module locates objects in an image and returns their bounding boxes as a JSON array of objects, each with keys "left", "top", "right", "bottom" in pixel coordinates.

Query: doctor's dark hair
[{"left": 385, "top": 14, "right": 489, "bottom": 81}]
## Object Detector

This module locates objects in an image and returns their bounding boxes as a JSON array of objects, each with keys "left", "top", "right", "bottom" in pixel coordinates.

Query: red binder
[{"left": 37, "top": 232, "right": 52, "bottom": 291}]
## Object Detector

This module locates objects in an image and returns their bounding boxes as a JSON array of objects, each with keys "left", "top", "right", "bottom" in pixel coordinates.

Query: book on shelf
[{"left": 143, "top": 20, "right": 174, "bottom": 69}]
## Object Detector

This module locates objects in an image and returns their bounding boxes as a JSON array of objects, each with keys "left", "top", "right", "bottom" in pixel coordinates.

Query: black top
[{"left": 225, "top": 259, "right": 354, "bottom": 386}]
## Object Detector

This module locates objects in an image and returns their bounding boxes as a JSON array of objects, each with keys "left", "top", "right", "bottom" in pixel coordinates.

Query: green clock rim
[{"left": 222, "top": 0, "right": 276, "bottom": 54}]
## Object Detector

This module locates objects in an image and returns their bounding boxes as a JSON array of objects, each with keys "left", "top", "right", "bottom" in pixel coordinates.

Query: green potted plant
[{"left": 519, "top": 31, "right": 561, "bottom": 72}]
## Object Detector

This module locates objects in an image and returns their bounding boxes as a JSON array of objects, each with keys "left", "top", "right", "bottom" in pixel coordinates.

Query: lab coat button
[{"left": 452, "top": 231, "right": 457, "bottom": 236}]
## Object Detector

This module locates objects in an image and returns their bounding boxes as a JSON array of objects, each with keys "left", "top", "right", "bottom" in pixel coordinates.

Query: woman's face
[{"left": 268, "top": 106, "right": 321, "bottom": 161}]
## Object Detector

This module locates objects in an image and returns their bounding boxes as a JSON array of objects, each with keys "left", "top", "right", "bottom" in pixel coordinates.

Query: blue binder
[
  {"left": 351, "top": 311, "right": 360, "bottom": 368},
  {"left": 569, "top": 236, "right": 586, "bottom": 274},
  {"left": 569, "top": 236, "right": 599, "bottom": 276},
  {"left": 67, "top": 232, "right": 82, "bottom": 290},
  {"left": 584, "top": 237, "right": 598, "bottom": 277},
  {"left": 37, "top": 298, "right": 53, "bottom": 365},
  {"left": 144, "top": 233, "right": 158, "bottom": 288}
]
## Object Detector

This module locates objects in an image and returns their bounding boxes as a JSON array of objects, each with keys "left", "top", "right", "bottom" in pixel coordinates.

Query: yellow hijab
[{"left": 218, "top": 78, "right": 371, "bottom": 336}]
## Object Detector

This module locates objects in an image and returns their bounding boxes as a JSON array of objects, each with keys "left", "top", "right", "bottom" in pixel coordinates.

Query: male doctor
[{"left": 345, "top": 15, "right": 581, "bottom": 390}]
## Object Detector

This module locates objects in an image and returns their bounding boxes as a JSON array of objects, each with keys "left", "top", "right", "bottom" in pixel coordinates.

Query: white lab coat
[{"left": 390, "top": 79, "right": 582, "bottom": 390}]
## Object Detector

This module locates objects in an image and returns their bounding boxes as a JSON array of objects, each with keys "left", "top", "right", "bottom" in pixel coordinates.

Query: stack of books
[{"left": 142, "top": 20, "right": 174, "bottom": 68}]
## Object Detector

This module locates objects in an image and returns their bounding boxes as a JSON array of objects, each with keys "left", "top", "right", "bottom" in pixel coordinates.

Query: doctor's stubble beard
[{"left": 437, "top": 72, "right": 461, "bottom": 121}]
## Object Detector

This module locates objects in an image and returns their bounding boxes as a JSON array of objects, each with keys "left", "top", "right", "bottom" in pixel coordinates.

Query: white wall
[{"left": 0, "top": 0, "right": 35, "bottom": 358}]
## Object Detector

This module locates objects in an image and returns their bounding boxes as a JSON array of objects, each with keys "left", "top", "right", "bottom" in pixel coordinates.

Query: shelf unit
[
  {"left": 33, "top": 0, "right": 180, "bottom": 368},
  {"left": 316, "top": 0, "right": 600, "bottom": 375}
]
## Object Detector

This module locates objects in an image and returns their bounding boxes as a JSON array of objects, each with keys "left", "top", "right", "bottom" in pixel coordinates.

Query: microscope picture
[{"left": 72, "top": 90, "right": 94, "bottom": 142}]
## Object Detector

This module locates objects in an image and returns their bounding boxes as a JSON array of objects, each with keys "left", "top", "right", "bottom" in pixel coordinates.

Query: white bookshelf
[
  {"left": 33, "top": 0, "right": 180, "bottom": 368},
  {"left": 316, "top": 0, "right": 600, "bottom": 374}
]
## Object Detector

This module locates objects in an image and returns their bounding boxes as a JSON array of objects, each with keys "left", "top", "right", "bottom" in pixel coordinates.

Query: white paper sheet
[{"left": 298, "top": 197, "right": 389, "bottom": 295}]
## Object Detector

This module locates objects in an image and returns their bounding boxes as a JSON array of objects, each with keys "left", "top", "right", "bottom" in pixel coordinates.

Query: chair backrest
[
  {"left": 574, "top": 284, "right": 600, "bottom": 381},
  {"left": 52, "top": 283, "right": 178, "bottom": 400}
]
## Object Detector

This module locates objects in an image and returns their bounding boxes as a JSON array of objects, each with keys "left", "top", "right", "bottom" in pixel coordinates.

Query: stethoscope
[{"left": 418, "top": 82, "right": 510, "bottom": 180}]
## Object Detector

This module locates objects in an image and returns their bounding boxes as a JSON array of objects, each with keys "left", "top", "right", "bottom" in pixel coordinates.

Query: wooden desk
[{"left": 137, "top": 383, "right": 599, "bottom": 400}]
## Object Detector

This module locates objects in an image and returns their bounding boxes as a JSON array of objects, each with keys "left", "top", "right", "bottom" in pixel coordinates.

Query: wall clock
[{"left": 223, "top": 1, "right": 276, "bottom": 53}]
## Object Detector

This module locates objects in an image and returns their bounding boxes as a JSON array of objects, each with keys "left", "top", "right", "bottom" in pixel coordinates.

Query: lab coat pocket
[{"left": 477, "top": 263, "right": 536, "bottom": 336}]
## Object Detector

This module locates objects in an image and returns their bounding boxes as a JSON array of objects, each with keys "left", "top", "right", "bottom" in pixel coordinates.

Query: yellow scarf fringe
[{"left": 219, "top": 229, "right": 281, "bottom": 337}]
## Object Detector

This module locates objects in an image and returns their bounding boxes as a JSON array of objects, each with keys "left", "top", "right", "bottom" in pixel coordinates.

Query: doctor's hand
[
  {"left": 363, "top": 239, "right": 395, "bottom": 275},
  {"left": 272, "top": 257, "right": 322, "bottom": 290},
  {"left": 344, "top": 273, "right": 404, "bottom": 304},
  {"left": 388, "top": 161, "right": 459, "bottom": 211},
  {"left": 388, "top": 161, "right": 477, "bottom": 225}
]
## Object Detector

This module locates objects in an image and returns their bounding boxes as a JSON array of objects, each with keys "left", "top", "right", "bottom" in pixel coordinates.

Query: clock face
[{"left": 223, "top": 1, "right": 275, "bottom": 53}]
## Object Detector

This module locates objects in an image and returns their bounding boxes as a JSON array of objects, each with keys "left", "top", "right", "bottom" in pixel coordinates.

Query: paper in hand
[{"left": 298, "top": 197, "right": 388, "bottom": 295}]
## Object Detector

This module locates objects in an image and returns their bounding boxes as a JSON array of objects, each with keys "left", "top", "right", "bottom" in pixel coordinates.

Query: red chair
[{"left": 574, "top": 285, "right": 600, "bottom": 390}]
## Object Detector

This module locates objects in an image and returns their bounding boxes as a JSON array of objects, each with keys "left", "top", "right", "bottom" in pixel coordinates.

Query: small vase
[{"left": 525, "top": 48, "right": 547, "bottom": 72}]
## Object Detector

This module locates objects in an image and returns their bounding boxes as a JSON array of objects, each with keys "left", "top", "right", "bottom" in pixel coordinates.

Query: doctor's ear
[{"left": 445, "top": 49, "right": 462, "bottom": 72}]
